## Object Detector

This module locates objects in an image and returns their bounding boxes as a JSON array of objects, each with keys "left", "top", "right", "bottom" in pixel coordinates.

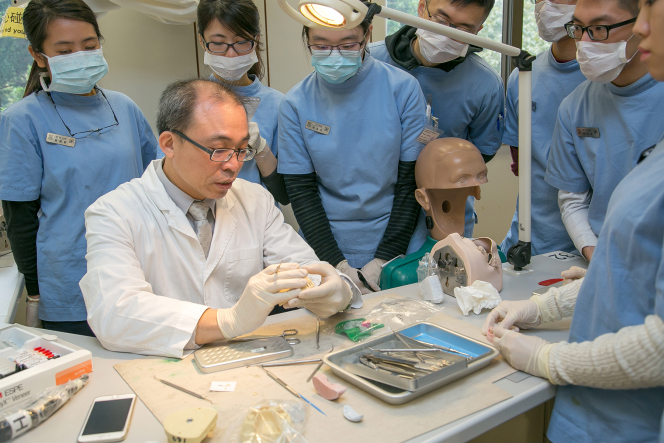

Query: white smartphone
[{"left": 78, "top": 394, "right": 136, "bottom": 443}]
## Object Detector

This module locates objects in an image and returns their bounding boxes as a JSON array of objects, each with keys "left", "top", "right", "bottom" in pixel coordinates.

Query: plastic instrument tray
[
  {"left": 194, "top": 337, "right": 293, "bottom": 373},
  {"left": 324, "top": 322, "right": 498, "bottom": 404}
]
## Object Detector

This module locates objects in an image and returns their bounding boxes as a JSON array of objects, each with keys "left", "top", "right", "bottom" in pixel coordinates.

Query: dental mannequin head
[
  {"left": 197, "top": 0, "right": 264, "bottom": 86},
  {"left": 413, "top": 0, "right": 493, "bottom": 66},
  {"left": 157, "top": 79, "right": 249, "bottom": 201},
  {"left": 571, "top": 0, "right": 647, "bottom": 86},
  {"left": 634, "top": 0, "right": 664, "bottom": 81},
  {"left": 415, "top": 137, "right": 488, "bottom": 240}
]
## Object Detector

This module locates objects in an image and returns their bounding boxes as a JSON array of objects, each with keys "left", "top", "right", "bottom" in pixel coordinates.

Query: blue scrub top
[
  {"left": 369, "top": 41, "right": 505, "bottom": 239},
  {"left": 547, "top": 137, "right": 664, "bottom": 443},
  {"left": 277, "top": 55, "right": 427, "bottom": 268},
  {"left": 501, "top": 48, "right": 586, "bottom": 255},
  {"left": 0, "top": 88, "right": 158, "bottom": 322},
  {"left": 210, "top": 74, "right": 283, "bottom": 185},
  {"left": 545, "top": 73, "right": 664, "bottom": 237}
]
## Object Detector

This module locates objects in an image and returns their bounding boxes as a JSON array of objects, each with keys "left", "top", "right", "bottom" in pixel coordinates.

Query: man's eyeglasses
[
  {"left": 530, "top": 0, "right": 576, "bottom": 5},
  {"left": 170, "top": 129, "right": 257, "bottom": 162},
  {"left": 201, "top": 37, "right": 255, "bottom": 55},
  {"left": 307, "top": 31, "right": 369, "bottom": 56},
  {"left": 564, "top": 17, "right": 636, "bottom": 41},
  {"left": 425, "top": 0, "right": 474, "bottom": 33}
]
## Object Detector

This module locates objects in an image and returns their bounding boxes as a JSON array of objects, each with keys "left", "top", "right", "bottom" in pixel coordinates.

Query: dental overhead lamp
[{"left": 278, "top": 0, "right": 536, "bottom": 272}]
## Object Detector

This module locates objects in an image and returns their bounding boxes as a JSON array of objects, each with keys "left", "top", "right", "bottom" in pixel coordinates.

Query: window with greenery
[
  {"left": 521, "top": 0, "right": 549, "bottom": 59},
  {"left": 0, "top": 0, "right": 32, "bottom": 112}
]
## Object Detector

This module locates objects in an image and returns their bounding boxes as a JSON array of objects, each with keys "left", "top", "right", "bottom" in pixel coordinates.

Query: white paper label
[
  {"left": 544, "top": 251, "right": 580, "bottom": 261},
  {"left": 305, "top": 120, "right": 330, "bottom": 135},
  {"left": 250, "top": 347, "right": 266, "bottom": 353},
  {"left": 7, "top": 411, "right": 32, "bottom": 438},
  {"left": 416, "top": 125, "right": 443, "bottom": 144},
  {"left": 46, "top": 132, "right": 75, "bottom": 147},
  {"left": 210, "top": 381, "right": 236, "bottom": 392}
]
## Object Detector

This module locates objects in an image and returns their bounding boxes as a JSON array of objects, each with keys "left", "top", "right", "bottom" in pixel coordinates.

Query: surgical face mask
[
  {"left": 576, "top": 36, "right": 637, "bottom": 83},
  {"left": 534, "top": 1, "right": 576, "bottom": 42},
  {"left": 204, "top": 50, "right": 258, "bottom": 81},
  {"left": 416, "top": 28, "right": 469, "bottom": 64},
  {"left": 39, "top": 48, "right": 108, "bottom": 94},
  {"left": 311, "top": 50, "right": 362, "bottom": 84}
]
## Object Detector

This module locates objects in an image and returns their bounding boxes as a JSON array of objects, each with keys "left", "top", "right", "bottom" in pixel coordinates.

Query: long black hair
[
  {"left": 22, "top": 0, "right": 103, "bottom": 97},
  {"left": 197, "top": 0, "right": 265, "bottom": 80},
  {"left": 301, "top": 1, "right": 375, "bottom": 53}
]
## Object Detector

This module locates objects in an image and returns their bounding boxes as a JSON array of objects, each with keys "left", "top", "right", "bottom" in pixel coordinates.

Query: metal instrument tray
[
  {"left": 324, "top": 322, "right": 498, "bottom": 404},
  {"left": 194, "top": 337, "right": 293, "bottom": 373}
]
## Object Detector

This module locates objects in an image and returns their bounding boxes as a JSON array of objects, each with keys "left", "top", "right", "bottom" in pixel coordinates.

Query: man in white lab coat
[{"left": 79, "top": 79, "right": 360, "bottom": 358}]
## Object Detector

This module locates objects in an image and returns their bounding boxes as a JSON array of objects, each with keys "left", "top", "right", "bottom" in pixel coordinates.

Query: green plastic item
[
  {"left": 335, "top": 318, "right": 384, "bottom": 342},
  {"left": 379, "top": 236, "right": 438, "bottom": 290}
]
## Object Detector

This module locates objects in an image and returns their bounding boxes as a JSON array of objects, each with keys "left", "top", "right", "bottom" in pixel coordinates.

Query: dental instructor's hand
[
  {"left": 285, "top": 262, "right": 352, "bottom": 318},
  {"left": 336, "top": 260, "right": 371, "bottom": 295},
  {"left": 216, "top": 263, "right": 307, "bottom": 339}
]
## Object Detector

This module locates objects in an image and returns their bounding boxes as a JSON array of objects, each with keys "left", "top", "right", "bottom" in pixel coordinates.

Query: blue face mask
[
  {"left": 40, "top": 48, "right": 109, "bottom": 94},
  {"left": 311, "top": 50, "right": 362, "bottom": 84}
]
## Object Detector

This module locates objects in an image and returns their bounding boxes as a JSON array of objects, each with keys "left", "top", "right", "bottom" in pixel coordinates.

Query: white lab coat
[{"left": 80, "top": 160, "right": 319, "bottom": 358}]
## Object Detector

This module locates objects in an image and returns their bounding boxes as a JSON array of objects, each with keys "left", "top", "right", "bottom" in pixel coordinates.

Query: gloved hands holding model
[
  {"left": 360, "top": 258, "right": 386, "bottom": 292},
  {"left": 248, "top": 121, "right": 267, "bottom": 154},
  {"left": 284, "top": 262, "right": 352, "bottom": 318},
  {"left": 336, "top": 260, "right": 371, "bottom": 295},
  {"left": 561, "top": 266, "right": 586, "bottom": 285},
  {"left": 216, "top": 263, "right": 307, "bottom": 339}
]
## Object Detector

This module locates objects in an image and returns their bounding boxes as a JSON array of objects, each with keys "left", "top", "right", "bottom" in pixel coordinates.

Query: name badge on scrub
[
  {"left": 46, "top": 133, "right": 75, "bottom": 147},
  {"left": 305, "top": 120, "right": 330, "bottom": 135},
  {"left": 576, "top": 127, "right": 600, "bottom": 138}
]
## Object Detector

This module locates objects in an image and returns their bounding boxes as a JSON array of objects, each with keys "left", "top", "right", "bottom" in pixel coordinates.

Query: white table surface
[
  {"left": 0, "top": 254, "right": 23, "bottom": 325},
  {"left": 9, "top": 253, "right": 586, "bottom": 443}
]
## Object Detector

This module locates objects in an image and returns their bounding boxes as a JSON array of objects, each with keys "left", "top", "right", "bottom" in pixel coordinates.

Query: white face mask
[
  {"left": 576, "top": 36, "right": 636, "bottom": 83},
  {"left": 204, "top": 50, "right": 258, "bottom": 81},
  {"left": 534, "top": 1, "right": 576, "bottom": 42},
  {"left": 416, "top": 28, "right": 469, "bottom": 64}
]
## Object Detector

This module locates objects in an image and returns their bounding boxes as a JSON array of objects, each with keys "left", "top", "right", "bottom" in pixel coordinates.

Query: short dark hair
[
  {"left": 617, "top": 0, "right": 639, "bottom": 16},
  {"left": 301, "top": 0, "right": 375, "bottom": 47},
  {"left": 197, "top": 0, "right": 265, "bottom": 80},
  {"left": 447, "top": 0, "right": 495, "bottom": 18},
  {"left": 156, "top": 79, "right": 244, "bottom": 135}
]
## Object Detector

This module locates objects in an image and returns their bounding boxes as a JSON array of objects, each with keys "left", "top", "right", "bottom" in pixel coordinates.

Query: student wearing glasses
[
  {"left": 0, "top": 0, "right": 157, "bottom": 334},
  {"left": 277, "top": 4, "right": 427, "bottom": 294},
  {"left": 369, "top": 0, "right": 505, "bottom": 239},
  {"left": 500, "top": 0, "right": 586, "bottom": 257},
  {"left": 196, "top": 0, "right": 289, "bottom": 205},
  {"left": 544, "top": 0, "right": 664, "bottom": 261}
]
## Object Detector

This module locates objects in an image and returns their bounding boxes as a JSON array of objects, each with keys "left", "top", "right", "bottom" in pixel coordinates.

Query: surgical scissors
[{"left": 230, "top": 329, "right": 301, "bottom": 345}]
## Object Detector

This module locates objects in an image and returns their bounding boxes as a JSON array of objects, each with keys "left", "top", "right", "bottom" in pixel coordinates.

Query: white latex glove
[
  {"left": 26, "top": 295, "right": 42, "bottom": 328},
  {"left": 285, "top": 262, "right": 352, "bottom": 318},
  {"left": 248, "top": 121, "right": 267, "bottom": 153},
  {"left": 217, "top": 263, "right": 307, "bottom": 339},
  {"left": 336, "top": 260, "right": 371, "bottom": 295},
  {"left": 482, "top": 299, "right": 541, "bottom": 335},
  {"left": 359, "top": 258, "right": 385, "bottom": 292},
  {"left": 487, "top": 325, "right": 553, "bottom": 379},
  {"left": 561, "top": 266, "right": 586, "bottom": 285}
]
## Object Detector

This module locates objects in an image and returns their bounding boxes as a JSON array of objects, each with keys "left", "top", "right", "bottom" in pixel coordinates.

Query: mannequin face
[
  {"left": 415, "top": 138, "right": 487, "bottom": 239},
  {"left": 432, "top": 233, "right": 503, "bottom": 295}
]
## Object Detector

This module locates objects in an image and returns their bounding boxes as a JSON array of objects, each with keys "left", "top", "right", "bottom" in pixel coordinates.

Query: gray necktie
[{"left": 188, "top": 201, "right": 212, "bottom": 258}]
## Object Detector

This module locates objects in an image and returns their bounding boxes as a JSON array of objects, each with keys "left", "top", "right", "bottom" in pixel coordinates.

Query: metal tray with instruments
[
  {"left": 194, "top": 337, "right": 293, "bottom": 373},
  {"left": 324, "top": 322, "right": 498, "bottom": 404}
]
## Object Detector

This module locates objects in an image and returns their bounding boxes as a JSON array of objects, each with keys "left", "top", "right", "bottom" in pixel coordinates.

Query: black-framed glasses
[
  {"left": 564, "top": 17, "right": 636, "bottom": 41},
  {"left": 425, "top": 0, "right": 475, "bottom": 33},
  {"left": 530, "top": 0, "right": 575, "bottom": 4},
  {"left": 201, "top": 37, "right": 255, "bottom": 55},
  {"left": 170, "top": 129, "right": 256, "bottom": 162},
  {"left": 307, "top": 31, "right": 370, "bottom": 56},
  {"left": 46, "top": 87, "right": 119, "bottom": 139}
]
